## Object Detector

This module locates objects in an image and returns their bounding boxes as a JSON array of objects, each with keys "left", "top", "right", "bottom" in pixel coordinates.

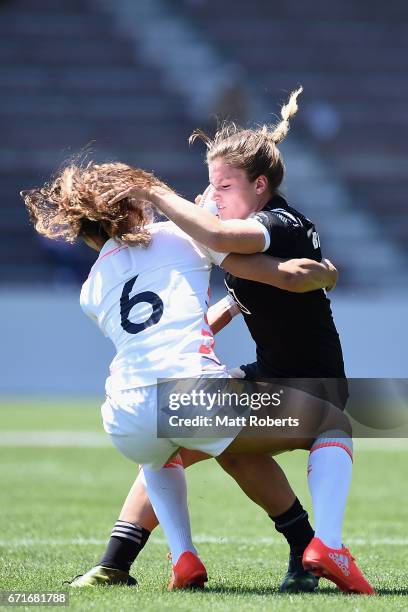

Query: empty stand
[
  {"left": 0, "top": 0, "right": 207, "bottom": 283},
  {"left": 179, "top": 0, "right": 408, "bottom": 262}
]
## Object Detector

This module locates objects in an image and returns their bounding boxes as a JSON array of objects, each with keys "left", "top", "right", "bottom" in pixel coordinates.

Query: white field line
[
  {"left": 0, "top": 432, "right": 407, "bottom": 450},
  {"left": 0, "top": 536, "right": 407, "bottom": 547},
  {"left": 0, "top": 432, "right": 110, "bottom": 447}
]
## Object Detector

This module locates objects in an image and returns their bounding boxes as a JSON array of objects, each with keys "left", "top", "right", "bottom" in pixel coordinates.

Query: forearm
[
  {"left": 207, "top": 296, "right": 241, "bottom": 335},
  {"left": 222, "top": 254, "right": 337, "bottom": 293},
  {"left": 150, "top": 189, "right": 224, "bottom": 249},
  {"left": 150, "top": 189, "right": 265, "bottom": 253},
  {"left": 105, "top": 182, "right": 264, "bottom": 251}
]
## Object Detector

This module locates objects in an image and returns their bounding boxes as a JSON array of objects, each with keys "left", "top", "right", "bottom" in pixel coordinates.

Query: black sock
[
  {"left": 100, "top": 520, "right": 151, "bottom": 572},
  {"left": 269, "top": 498, "right": 314, "bottom": 557}
]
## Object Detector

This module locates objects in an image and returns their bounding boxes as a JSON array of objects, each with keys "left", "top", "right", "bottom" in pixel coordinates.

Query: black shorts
[{"left": 240, "top": 362, "right": 349, "bottom": 411}]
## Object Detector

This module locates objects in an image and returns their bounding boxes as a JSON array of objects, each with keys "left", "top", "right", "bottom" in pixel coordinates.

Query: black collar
[{"left": 263, "top": 194, "right": 289, "bottom": 211}]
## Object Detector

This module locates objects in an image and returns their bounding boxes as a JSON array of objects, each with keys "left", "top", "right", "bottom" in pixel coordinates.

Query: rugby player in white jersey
[{"left": 22, "top": 161, "right": 338, "bottom": 591}]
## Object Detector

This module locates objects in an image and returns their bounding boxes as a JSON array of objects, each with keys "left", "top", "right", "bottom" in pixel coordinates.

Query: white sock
[
  {"left": 141, "top": 461, "right": 196, "bottom": 564},
  {"left": 307, "top": 432, "right": 353, "bottom": 549}
]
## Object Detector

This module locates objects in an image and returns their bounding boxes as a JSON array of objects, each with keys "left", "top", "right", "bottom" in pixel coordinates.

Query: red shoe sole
[{"left": 303, "top": 560, "right": 374, "bottom": 595}]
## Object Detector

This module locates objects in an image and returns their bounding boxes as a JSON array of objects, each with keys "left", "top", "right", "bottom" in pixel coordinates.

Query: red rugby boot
[
  {"left": 302, "top": 537, "right": 374, "bottom": 595},
  {"left": 168, "top": 551, "right": 208, "bottom": 591}
]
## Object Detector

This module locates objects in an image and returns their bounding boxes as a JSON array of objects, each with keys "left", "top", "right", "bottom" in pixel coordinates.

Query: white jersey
[{"left": 80, "top": 221, "right": 228, "bottom": 391}]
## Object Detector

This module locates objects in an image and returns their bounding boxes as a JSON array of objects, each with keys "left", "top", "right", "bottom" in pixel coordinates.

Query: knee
[
  {"left": 216, "top": 453, "right": 246, "bottom": 475},
  {"left": 319, "top": 404, "right": 352, "bottom": 438},
  {"left": 334, "top": 409, "right": 352, "bottom": 437},
  {"left": 341, "top": 413, "right": 352, "bottom": 436}
]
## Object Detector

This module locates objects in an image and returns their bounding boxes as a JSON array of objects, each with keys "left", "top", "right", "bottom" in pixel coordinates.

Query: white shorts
[{"left": 101, "top": 381, "right": 239, "bottom": 470}]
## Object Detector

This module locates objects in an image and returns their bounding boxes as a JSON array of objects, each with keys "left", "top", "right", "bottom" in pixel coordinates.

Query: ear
[{"left": 255, "top": 175, "right": 268, "bottom": 195}]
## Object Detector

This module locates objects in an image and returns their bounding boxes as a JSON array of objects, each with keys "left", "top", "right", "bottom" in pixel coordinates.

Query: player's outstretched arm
[
  {"left": 107, "top": 186, "right": 266, "bottom": 254},
  {"left": 222, "top": 254, "right": 338, "bottom": 293}
]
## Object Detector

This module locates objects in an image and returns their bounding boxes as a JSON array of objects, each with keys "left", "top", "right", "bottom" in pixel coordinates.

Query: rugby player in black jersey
[
  {"left": 224, "top": 192, "right": 348, "bottom": 386},
  {"left": 69, "top": 89, "right": 373, "bottom": 594}
]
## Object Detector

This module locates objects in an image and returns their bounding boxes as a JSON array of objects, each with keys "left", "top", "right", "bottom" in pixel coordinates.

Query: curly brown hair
[{"left": 22, "top": 161, "right": 171, "bottom": 247}]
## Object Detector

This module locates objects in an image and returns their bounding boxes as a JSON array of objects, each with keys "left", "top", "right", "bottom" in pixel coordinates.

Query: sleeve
[
  {"left": 244, "top": 217, "right": 271, "bottom": 252},
  {"left": 251, "top": 210, "right": 295, "bottom": 255},
  {"left": 203, "top": 246, "right": 229, "bottom": 266},
  {"left": 79, "top": 280, "right": 98, "bottom": 323},
  {"left": 197, "top": 216, "right": 270, "bottom": 265}
]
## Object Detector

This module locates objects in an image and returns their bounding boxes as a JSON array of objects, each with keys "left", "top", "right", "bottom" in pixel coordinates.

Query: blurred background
[{"left": 0, "top": 0, "right": 407, "bottom": 395}]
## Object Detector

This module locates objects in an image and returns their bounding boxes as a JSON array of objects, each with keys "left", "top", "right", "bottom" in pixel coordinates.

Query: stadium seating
[
  {"left": 1, "top": 0, "right": 406, "bottom": 285},
  {"left": 0, "top": 0, "right": 207, "bottom": 283}
]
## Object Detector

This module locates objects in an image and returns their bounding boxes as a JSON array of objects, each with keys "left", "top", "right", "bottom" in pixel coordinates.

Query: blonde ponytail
[{"left": 272, "top": 86, "right": 303, "bottom": 144}]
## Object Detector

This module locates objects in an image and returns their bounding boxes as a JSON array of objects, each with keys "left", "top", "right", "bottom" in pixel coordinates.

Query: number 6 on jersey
[{"left": 120, "top": 275, "right": 164, "bottom": 335}]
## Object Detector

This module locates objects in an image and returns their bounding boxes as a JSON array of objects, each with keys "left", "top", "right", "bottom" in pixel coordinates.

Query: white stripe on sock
[
  {"left": 111, "top": 531, "right": 141, "bottom": 544},
  {"left": 115, "top": 520, "right": 142, "bottom": 530}
]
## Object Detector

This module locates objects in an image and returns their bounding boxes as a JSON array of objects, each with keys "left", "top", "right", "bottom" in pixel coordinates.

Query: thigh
[
  {"left": 223, "top": 385, "right": 351, "bottom": 455},
  {"left": 104, "top": 386, "right": 181, "bottom": 470},
  {"left": 254, "top": 384, "right": 350, "bottom": 436},
  {"left": 179, "top": 448, "right": 212, "bottom": 467}
]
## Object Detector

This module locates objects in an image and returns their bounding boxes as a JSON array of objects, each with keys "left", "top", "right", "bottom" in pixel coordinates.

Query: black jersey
[{"left": 224, "top": 195, "right": 346, "bottom": 381}]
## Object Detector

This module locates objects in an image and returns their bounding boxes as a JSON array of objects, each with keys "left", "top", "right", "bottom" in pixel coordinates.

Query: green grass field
[{"left": 1, "top": 400, "right": 407, "bottom": 611}]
